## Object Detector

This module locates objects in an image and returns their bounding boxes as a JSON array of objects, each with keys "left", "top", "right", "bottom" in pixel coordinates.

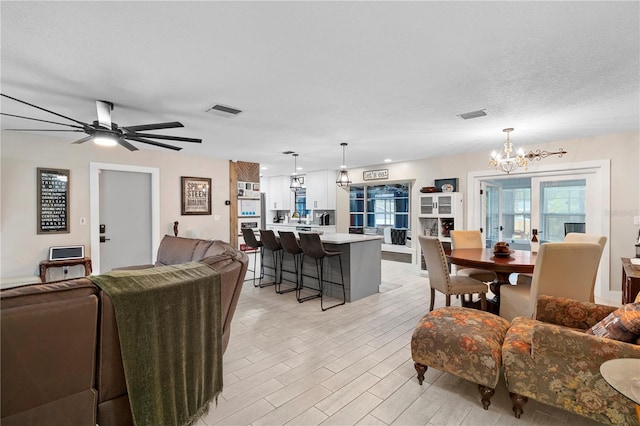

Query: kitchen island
[{"left": 263, "top": 232, "right": 383, "bottom": 303}]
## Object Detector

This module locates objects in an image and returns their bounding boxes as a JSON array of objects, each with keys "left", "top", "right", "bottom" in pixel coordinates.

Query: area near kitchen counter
[{"left": 262, "top": 233, "right": 383, "bottom": 303}]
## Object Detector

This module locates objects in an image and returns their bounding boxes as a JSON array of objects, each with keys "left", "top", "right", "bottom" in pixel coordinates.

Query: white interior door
[
  {"left": 90, "top": 162, "right": 160, "bottom": 274},
  {"left": 99, "top": 170, "right": 152, "bottom": 272}
]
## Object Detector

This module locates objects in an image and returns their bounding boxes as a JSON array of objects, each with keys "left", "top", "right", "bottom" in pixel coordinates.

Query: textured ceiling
[{"left": 1, "top": 1, "right": 638, "bottom": 176}]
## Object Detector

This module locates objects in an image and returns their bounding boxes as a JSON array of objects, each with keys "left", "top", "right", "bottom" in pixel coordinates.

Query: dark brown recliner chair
[{"left": 1, "top": 279, "right": 100, "bottom": 426}]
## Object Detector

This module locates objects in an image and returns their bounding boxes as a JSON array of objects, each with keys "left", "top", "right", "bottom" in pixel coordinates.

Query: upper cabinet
[
  {"left": 305, "top": 170, "right": 336, "bottom": 210},
  {"left": 419, "top": 193, "right": 462, "bottom": 217},
  {"left": 267, "top": 176, "right": 292, "bottom": 210}
]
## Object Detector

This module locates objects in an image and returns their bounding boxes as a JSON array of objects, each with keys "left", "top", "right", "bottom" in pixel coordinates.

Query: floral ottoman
[{"left": 411, "top": 306, "right": 511, "bottom": 409}]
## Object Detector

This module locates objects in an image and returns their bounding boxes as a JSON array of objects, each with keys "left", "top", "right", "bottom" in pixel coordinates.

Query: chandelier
[
  {"left": 336, "top": 142, "right": 352, "bottom": 187},
  {"left": 489, "top": 128, "right": 567, "bottom": 174},
  {"left": 289, "top": 153, "right": 302, "bottom": 192}
]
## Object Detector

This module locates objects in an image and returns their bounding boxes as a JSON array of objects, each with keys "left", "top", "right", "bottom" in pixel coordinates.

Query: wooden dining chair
[
  {"left": 418, "top": 235, "right": 488, "bottom": 311},
  {"left": 499, "top": 242, "right": 603, "bottom": 321},
  {"left": 450, "top": 230, "right": 496, "bottom": 282}
]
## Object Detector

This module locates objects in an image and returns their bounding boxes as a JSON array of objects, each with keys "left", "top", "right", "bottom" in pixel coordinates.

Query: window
[
  {"left": 350, "top": 183, "right": 410, "bottom": 232},
  {"left": 540, "top": 179, "right": 586, "bottom": 241}
]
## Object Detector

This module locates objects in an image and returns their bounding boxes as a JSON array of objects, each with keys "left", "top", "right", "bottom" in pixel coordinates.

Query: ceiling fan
[{"left": 0, "top": 93, "right": 202, "bottom": 151}]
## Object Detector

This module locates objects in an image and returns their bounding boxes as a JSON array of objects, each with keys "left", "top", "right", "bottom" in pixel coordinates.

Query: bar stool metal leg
[
  {"left": 297, "top": 254, "right": 321, "bottom": 303},
  {"left": 319, "top": 254, "right": 346, "bottom": 311}
]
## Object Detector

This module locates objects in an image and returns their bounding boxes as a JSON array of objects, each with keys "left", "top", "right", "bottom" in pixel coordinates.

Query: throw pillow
[{"left": 585, "top": 303, "right": 640, "bottom": 343}]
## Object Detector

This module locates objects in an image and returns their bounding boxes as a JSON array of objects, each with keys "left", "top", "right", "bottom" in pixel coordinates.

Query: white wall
[
  {"left": 1, "top": 132, "right": 231, "bottom": 278},
  {"left": 339, "top": 131, "right": 640, "bottom": 293}
]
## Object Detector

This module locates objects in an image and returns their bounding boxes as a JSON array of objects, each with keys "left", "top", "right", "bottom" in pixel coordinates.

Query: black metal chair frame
[
  {"left": 299, "top": 232, "right": 346, "bottom": 311},
  {"left": 277, "top": 231, "right": 303, "bottom": 295},
  {"left": 241, "top": 228, "right": 264, "bottom": 287},
  {"left": 258, "top": 229, "right": 282, "bottom": 289}
]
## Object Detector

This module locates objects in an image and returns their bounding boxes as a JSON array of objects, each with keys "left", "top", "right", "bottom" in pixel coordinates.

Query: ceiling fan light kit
[{"left": 0, "top": 93, "right": 202, "bottom": 152}]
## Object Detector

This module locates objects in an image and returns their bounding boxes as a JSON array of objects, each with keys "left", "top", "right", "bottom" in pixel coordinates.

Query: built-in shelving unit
[{"left": 417, "top": 192, "right": 462, "bottom": 274}]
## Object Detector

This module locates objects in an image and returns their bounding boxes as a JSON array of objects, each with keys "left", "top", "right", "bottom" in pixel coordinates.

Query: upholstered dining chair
[
  {"left": 515, "top": 233, "right": 607, "bottom": 303},
  {"left": 418, "top": 235, "right": 488, "bottom": 311},
  {"left": 450, "top": 230, "right": 496, "bottom": 282},
  {"left": 499, "top": 241, "right": 603, "bottom": 321}
]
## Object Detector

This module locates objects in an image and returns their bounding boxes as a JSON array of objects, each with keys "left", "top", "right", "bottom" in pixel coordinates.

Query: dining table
[{"left": 447, "top": 248, "right": 536, "bottom": 314}]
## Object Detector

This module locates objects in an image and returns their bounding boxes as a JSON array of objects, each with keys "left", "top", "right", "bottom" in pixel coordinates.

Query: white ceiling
[{"left": 1, "top": 1, "right": 638, "bottom": 177}]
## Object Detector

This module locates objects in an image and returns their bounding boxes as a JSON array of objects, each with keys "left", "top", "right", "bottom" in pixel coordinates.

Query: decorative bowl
[
  {"left": 420, "top": 186, "right": 437, "bottom": 193},
  {"left": 493, "top": 241, "right": 513, "bottom": 257}
]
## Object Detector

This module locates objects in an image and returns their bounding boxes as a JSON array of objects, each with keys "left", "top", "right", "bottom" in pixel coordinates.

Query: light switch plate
[{"left": 634, "top": 215, "right": 640, "bottom": 225}]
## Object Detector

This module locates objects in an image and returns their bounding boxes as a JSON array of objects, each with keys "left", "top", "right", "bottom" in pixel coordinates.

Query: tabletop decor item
[{"left": 434, "top": 178, "right": 458, "bottom": 193}]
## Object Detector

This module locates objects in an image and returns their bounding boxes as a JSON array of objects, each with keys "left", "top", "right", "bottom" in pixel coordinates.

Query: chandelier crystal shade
[
  {"left": 336, "top": 142, "right": 352, "bottom": 187},
  {"left": 290, "top": 153, "right": 302, "bottom": 192},
  {"left": 488, "top": 128, "right": 567, "bottom": 174}
]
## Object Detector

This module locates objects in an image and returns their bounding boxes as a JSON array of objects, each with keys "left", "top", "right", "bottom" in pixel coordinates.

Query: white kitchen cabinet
[
  {"left": 305, "top": 169, "right": 336, "bottom": 210},
  {"left": 267, "top": 176, "right": 292, "bottom": 211}
]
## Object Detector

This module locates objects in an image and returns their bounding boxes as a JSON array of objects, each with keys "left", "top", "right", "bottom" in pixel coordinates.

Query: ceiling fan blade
[
  {"left": 124, "top": 132, "right": 202, "bottom": 143},
  {"left": 125, "top": 135, "right": 182, "bottom": 151},
  {"left": 122, "top": 122, "right": 184, "bottom": 132},
  {"left": 0, "top": 112, "right": 85, "bottom": 129},
  {"left": 6, "top": 128, "right": 84, "bottom": 132},
  {"left": 1, "top": 93, "right": 90, "bottom": 127},
  {"left": 96, "top": 100, "right": 113, "bottom": 129},
  {"left": 117, "top": 138, "right": 139, "bottom": 152},
  {"left": 71, "top": 135, "right": 94, "bottom": 145}
]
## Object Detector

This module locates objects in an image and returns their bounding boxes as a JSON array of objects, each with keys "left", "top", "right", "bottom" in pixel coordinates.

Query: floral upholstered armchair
[{"left": 502, "top": 295, "right": 640, "bottom": 425}]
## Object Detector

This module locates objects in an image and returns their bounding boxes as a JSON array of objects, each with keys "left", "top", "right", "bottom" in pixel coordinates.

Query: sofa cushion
[
  {"left": 155, "top": 235, "right": 199, "bottom": 265},
  {"left": 0, "top": 278, "right": 96, "bottom": 309},
  {"left": 585, "top": 302, "right": 640, "bottom": 342}
]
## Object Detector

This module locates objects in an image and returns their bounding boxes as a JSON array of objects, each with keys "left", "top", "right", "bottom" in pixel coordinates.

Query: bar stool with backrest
[
  {"left": 277, "top": 231, "right": 304, "bottom": 295},
  {"left": 258, "top": 229, "right": 282, "bottom": 289},
  {"left": 298, "top": 232, "right": 346, "bottom": 311},
  {"left": 241, "top": 227, "right": 263, "bottom": 287}
]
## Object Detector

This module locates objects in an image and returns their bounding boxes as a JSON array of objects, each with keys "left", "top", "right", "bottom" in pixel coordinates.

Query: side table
[{"left": 39, "top": 257, "right": 92, "bottom": 282}]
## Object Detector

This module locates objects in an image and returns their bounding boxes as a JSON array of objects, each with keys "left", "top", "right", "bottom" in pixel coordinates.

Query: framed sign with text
[
  {"left": 37, "top": 167, "right": 70, "bottom": 234},
  {"left": 363, "top": 169, "right": 389, "bottom": 181},
  {"left": 181, "top": 176, "right": 212, "bottom": 215}
]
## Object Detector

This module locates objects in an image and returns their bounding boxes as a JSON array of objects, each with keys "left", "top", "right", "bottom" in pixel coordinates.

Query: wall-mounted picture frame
[
  {"left": 434, "top": 177, "right": 458, "bottom": 193},
  {"left": 181, "top": 176, "right": 212, "bottom": 215},
  {"left": 37, "top": 167, "right": 70, "bottom": 234}
]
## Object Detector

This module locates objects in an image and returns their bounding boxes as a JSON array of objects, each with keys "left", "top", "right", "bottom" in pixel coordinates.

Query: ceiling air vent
[
  {"left": 206, "top": 103, "right": 242, "bottom": 118},
  {"left": 458, "top": 109, "right": 487, "bottom": 120}
]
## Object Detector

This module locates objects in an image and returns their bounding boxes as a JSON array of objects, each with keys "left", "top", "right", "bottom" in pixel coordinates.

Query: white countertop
[
  {"left": 318, "top": 233, "right": 383, "bottom": 244},
  {"left": 269, "top": 223, "right": 334, "bottom": 228}
]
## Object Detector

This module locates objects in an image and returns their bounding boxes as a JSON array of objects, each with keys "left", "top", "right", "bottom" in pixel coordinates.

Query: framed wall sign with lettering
[
  {"left": 37, "top": 167, "right": 70, "bottom": 234},
  {"left": 363, "top": 169, "right": 389, "bottom": 181},
  {"left": 181, "top": 176, "right": 212, "bottom": 215}
]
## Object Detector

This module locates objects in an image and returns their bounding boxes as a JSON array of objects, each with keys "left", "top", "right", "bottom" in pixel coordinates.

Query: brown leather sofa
[{"left": 1, "top": 237, "right": 248, "bottom": 426}]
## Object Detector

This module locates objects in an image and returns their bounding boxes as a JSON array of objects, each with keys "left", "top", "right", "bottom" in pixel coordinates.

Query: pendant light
[
  {"left": 336, "top": 142, "right": 352, "bottom": 187},
  {"left": 290, "top": 153, "right": 302, "bottom": 192}
]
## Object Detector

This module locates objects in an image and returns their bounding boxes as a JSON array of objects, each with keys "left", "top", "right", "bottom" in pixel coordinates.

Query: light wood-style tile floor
[{"left": 197, "top": 260, "right": 603, "bottom": 426}]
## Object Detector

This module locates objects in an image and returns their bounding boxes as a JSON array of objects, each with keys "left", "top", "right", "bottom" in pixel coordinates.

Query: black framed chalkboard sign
[{"left": 37, "top": 167, "right": 70, "bottom": 234}]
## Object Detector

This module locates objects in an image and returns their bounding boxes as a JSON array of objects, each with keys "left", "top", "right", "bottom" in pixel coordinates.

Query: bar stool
[
  {"left": 278, "top": 231, "right": 306, "bottom": 296},
  {"left": 258, "top": 229, "right": 283, "bottom": 290},
  {"left": 241, "top": 228, "right": 263, "bottom": 287},
  {"left": 298, "top": 232, "right": 346, "bottom": 311}
]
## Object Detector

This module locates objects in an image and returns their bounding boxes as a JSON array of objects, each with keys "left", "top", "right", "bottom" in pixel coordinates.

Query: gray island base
[{"left": 262, "top": 233, "right": 383, "bottom": 303}]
